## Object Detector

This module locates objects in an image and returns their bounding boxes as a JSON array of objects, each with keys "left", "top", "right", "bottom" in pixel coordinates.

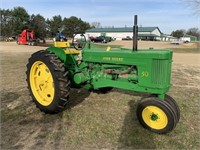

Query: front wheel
[
  {"left": 164, "top": 94, "right": 180, "bottom": 122},
  {"left": 149, "top": 94, "right": 180, "bottom": 122},
  {"left": 26, "top": 50, "right": 70, "bottom": 113},
  {"left": 136, "top": 97, "right": 177, "bottom": 134}
]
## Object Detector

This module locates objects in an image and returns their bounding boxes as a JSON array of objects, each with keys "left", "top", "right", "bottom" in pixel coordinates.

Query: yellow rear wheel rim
[
  {"left": 30, "top": 61, "right": 55, "bottom": 106},
  {"left": 142, "top": 106, "right": 168, "bottom": 130}
]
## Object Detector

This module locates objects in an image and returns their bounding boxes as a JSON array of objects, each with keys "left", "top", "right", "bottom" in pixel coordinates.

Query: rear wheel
[
  {"left": 136, "top": 97, "right": 177, "bottom": 134},
  {"left": 26, "top": 50, "right": 70, "bottom": 113}
]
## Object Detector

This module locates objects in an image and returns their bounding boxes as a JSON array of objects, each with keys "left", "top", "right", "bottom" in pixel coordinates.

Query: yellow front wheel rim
[
  {"left": 142, "top": 106, "right": 168, "bottom": 130},
  {"left": 30, "top": 61, "right": 55, "bottom": 106}
]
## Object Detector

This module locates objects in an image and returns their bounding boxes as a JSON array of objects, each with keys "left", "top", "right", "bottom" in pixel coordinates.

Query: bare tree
[
  {"left": 183, "top": 0, "right": 200, "bottom": 14},
  {"left": 187, "top": 27, "right": 200, "bottom": 39},
  {"left": 90, "top": 22, "right": 101, "bottom": 28}
]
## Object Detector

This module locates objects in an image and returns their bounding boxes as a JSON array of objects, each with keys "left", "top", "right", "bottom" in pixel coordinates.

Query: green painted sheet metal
[
  {"left": 82, "top": 48, "right": 172, "bottom": 65},
  {"left": 46, "top": 47, "right": 67, "bottom": 63},
  {"left": 46, "top": 47, "right": 78, "bottom": 66},
  {"left": 46, "top": 44, "right": 173, "bottom": 96},
  {"left": 91, "top": 78, "right": 170, "bottom": 94},
  {"left": 81, "top": 47, "right": 172, "bottom": 94}
]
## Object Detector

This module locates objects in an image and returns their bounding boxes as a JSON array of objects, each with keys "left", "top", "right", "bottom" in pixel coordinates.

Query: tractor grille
[{"left": 151, "top": 59, "right": 171, "bottom": 86}]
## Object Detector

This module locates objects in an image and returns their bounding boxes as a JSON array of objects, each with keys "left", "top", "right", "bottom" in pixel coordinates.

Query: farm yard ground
[
  {"left": 0, "top": 41, "right": 200, "bottom": 149},
  {"left": 111, "top": 40, "right": 198, "bottom": 49}
]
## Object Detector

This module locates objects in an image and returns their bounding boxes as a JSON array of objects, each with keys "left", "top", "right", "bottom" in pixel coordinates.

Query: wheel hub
[
  {"left": 30, "top": 61, "right": 55, "bottom": 106},
  {"left": 150, "top": 113, "right": 159, "bottom": 121},
  {"left": 142, "top": 106, "right": 168, "bottom": 130}
]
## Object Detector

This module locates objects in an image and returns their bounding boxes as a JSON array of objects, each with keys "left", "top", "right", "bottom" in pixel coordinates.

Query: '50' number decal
[{"left": 142, "top": 71, "right": 149, "bottom": 77}]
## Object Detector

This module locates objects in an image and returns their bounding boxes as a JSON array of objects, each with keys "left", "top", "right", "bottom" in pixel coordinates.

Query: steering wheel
[{"left": 72, "top": 34, "right": 87, "bottom": 50}]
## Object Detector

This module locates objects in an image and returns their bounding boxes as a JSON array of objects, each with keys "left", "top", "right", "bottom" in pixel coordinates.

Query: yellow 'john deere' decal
[
  {"left": 103, "top": 57, "right": 124, "bottom": 61},
  {"left": 103, "top": 57, "right": 111, "bottom": 61}
]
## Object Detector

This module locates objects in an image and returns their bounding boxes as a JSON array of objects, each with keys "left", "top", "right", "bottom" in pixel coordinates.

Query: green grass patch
[
  {"left": 1, "top": 106, "right": 27, "bottom": 122},
  {"left": 1, "top": 45, "right": 200, "bottom": 149}
]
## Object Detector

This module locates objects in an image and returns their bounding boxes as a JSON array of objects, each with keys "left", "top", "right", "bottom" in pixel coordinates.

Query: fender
[
  {"left": 46, "top": 47, "right": 67, "bottom": 63},
  {"left": 46, "top": 47, "right": 79, "bottom": 67}
]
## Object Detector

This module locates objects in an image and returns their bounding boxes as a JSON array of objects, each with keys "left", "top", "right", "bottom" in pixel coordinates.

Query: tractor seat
[
  {"left": 65, "top": 49, "right": 80, "bottom": 54},
  {"left": 54, "top": 41, "right": 70, "bottom": 48},
  {"left": 54, "top": 41, "right": 80, "bottom": 54}
]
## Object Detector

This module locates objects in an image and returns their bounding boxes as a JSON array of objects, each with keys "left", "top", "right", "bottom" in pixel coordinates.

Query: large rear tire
[{"left": 26, "top": 50, "right": 70, "bottom": 113}]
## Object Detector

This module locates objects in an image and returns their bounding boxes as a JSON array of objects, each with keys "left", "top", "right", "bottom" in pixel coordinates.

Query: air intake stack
[{"left": 133, "top": 15, "right": 138, "bottom": 51}]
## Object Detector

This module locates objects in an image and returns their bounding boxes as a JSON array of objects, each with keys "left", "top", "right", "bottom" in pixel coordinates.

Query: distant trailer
[
  {"left": 171, "top": 39, "right": 183, "bottom": 45},
  {"left": 180, "top": 37, "right": 191, "bottom": 43}
]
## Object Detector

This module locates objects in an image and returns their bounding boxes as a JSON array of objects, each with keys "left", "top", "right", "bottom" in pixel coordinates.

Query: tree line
[
  {"left": 1, "top": 6, "right": 199, "bottom": 40},
  {"left": 171, "top": 28, "right": 200, "bottom": 40},
  {"left": 0, "top": 6, "right": 91, "bottom": 39}
]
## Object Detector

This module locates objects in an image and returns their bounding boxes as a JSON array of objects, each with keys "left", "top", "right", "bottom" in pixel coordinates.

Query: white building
[{"left": 86, "top": 27, "right": 162, "bottom": 41}]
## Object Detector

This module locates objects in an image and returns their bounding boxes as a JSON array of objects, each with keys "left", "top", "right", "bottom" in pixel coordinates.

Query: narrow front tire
[{"left": 137, "top": 97, "right": 177, "bottom": 134}]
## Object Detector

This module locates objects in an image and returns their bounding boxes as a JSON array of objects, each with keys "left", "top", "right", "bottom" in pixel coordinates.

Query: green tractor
[{"left": 26, "top": 16, "right": 179, "bottom": 134}]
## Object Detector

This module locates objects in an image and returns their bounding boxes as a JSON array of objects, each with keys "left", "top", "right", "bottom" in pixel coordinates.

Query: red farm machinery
[{"left": 17, "top": 29, "right": 37, "bottom": 46}]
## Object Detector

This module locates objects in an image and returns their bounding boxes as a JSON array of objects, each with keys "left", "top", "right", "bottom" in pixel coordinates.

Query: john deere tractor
[{"left": 26, "top": 16, "right": 179, "bottom": 134}]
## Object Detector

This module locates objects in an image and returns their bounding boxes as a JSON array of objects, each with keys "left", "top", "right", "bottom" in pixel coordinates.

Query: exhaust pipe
[{"left": 133, "top": 15, "right": 138, "bottom": 51}]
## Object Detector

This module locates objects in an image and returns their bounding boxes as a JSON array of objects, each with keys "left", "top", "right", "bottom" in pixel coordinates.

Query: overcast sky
[{"left": 1, "top": 0, "right": 199, "bottom": 34}]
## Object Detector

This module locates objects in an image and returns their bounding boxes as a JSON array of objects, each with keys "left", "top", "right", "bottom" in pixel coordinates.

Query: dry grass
[{"left": 0, "top": 42, "right": 200, "bottom": 149}]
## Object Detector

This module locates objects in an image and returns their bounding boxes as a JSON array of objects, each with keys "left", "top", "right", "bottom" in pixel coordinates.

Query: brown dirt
[
  {"left": 110, "top": 41, "right": 200, "bottom": 65},
  {"left": 1, "top": 41, "right": 199, "bottom": 65},
  {"left": 110, "top": 40, "right": 198, "bottom": 49},
  {"left": 0, "top": 41, "right": 200, "bottom": 149}
]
